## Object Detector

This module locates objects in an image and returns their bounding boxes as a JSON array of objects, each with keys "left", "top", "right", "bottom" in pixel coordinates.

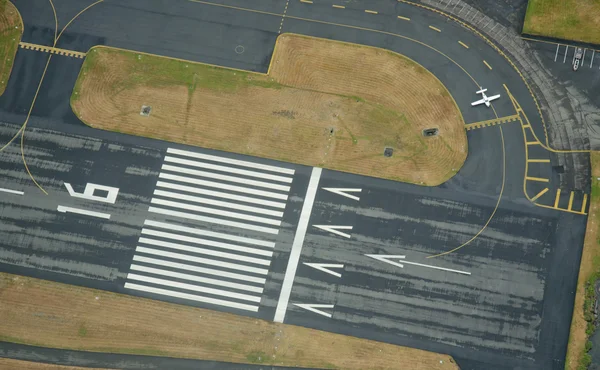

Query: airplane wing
[
  {"left": 487, "top": 94, "right": 500, "bottom": 101},
  {"left": 471, "top": 98, "right": 486, "bottom": 106}
]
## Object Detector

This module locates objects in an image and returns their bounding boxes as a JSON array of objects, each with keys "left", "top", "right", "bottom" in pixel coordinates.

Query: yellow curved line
[
  {"left": 56, "top": 0, "right": 104, "bottom": 44},
  {"left": 428, "top": 109, "right": 506, "bottom": 258},
  {"left": 48, "top": 0, "right": 58, "bottom": 45},
  {"left": 20, "top": 126, "right": 47, "bottom": 195}
]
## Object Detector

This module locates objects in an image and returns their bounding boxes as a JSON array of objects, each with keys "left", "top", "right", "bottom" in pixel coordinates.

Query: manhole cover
[
  {"left": 235, "top": 45, "right": 245, "bottom": 54},
  {"left": 553, "top": 165, "right": 565, "bottom": 174},
  {"left": 140, "top": 105, "right": 152, "bottom": 117},
  {"left": 384, "top": 147, "right": 393, "bottom": 157},
  {"left": 423, "top": 128, "right": 439, "bottom": 137}
]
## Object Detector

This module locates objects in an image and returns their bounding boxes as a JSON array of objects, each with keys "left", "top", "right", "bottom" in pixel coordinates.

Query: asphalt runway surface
[{"left": 0, "top": 1, "right": 589, "bottom": 369}]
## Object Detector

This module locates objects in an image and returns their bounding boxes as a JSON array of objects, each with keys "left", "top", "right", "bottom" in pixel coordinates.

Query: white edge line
[
  {"left": 0, "top": 187, "right": 24, "bottom": 195},
  {"left": 57, "top": 206, "right": 111, "bottom": 219},
  {"left": 274, "top": 167, "right": 322, "bottom": 323},
  {"left": 401, "top": 261, "right": 471, "bottom": 275}
]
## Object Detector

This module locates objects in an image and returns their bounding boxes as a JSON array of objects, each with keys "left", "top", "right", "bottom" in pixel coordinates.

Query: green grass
[
  {"left": 0, "top": 0, "right": 22, "bottom": 96},
  {"left": 523, "top": 0, "right": 600, "bottom": 44}
]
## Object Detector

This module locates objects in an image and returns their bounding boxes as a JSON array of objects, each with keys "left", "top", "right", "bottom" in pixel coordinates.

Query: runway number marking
[
  {"left": 293, "top": 303, "right": 335, "bottom": 318},
  {"left": 57, "top": 182, "right": 120, "bottom": 219},
  {"left": 303, "top": 263, "right": 344, "bottom": 278},
  {"left": 322, "top": 187, "right": 361, "bottom": 201},
  {"left": 313, "top": 225, "right": 352, "bottom": 238},
  {"left": 366, "top": 254, "right": 471, "bottom": 275}
]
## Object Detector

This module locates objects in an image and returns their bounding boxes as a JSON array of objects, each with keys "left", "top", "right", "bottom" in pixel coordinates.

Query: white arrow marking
[
  {"left": 313, "top": 225, "right": 352, "bottom": 238},
  {"left": 293, "top": 303, "right": 334, "bottom": 318},
  {"left": 303, "top": 263, "right": 344, "bottom": 278},
  {"left": 322, "top": 187, "right": 362, "bottom": 201},
  {"left": 365, "top": 254, "right": 471, "bottom": 275}
]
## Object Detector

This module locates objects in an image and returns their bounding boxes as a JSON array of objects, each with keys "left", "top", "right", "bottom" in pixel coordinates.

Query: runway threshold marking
[
  {"left": 483, "top": 60, "right": 492, "bottom": 70},
  {"left": 428, "top": 25, "right": 441, "bottom": 32},
  {"left": 464, "top": 114, "right": 519, "bottom": 131},
  {"left": 458, "top": 41, "right": 469, "bottom": 49},
  {"left": 0, "top": 187, "right": 24, "bottom": 195},
  {"left": 19, "top": 42, "right": 86, "bottom": 59},
  {"left": 274, "top": 167, "right": 322, "bottom": 323}
]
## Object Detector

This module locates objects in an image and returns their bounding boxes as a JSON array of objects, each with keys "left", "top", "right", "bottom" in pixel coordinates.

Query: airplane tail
[{"left": 476, "top": 88, "right": 488, "bottom": 94}]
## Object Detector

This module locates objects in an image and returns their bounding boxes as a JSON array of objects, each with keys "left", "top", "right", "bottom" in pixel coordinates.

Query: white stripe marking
[
  {"left": 124, "top": 283, "right": 259, "bottom": 312},
  {"left": 303, "top": 263, "right": 344, "bottom": 278},
  {"left": 141, "top": 228, "right": 273, "bottom": 257},
  {"left": 148, "top": 207, "right": 279, "bottom": 234},
  {"left": 158, "top": 173, "right": 288, "bottom": 200},
  {"left": 554, "top": 44, "right": 559, "bottom": 62},
  {"left": 151, "top": 198, "right": 282, "bottom": 226},
  {"left": 164, "top": 156, "right": 293, "bottom": 183},
  {"left": 167, "top": 148, "right": 295, "bottom": 175},
  {"left": 132, "top": 255, "right": 267, "bottom": 284},
  {"left": 57, "top": 206, "right": 111, "bottom": 219},
  {"left": 162, "top": 164, "right": 291, "bottom": 192},
  {"left": 144, "top": 220, "right": 275, "bottom": 248},
  {"left": 582, "top": 48, "right": 587, "bottom": 65},
  {"left": 293, "top": 303, "right": 334, "bottom": 318},
  {"left": 138, "top": 237, "right": 272, "bottom": 266},
  {"left": 563, "top": 45, "right": 568, "bottom": 63},
  {"left": 153, "top": 189, "right": 284, "bottom": 217},
  {"left": 156, "top": 181, "right": 286, "bottom": 209},
  {"left": 313, "top": 225, "right": 353, "bottom": 239},
  {"left": 591, "top": 50, "right": 595, "bottom": 68},
  {"left": 322, "top": 188, "right": 362, "bottom": 201},
  {"left": 130, "top": 264, "right": 264, "bottom": 293},
  {"left": 136, "top": 246, "right": 269, "bottom": 274},
  {"left": 0, "top": 187, "right": 24, "bottom": 195},
  {"left": 274, "top": 167, "right": 322, "bottom": 323}
]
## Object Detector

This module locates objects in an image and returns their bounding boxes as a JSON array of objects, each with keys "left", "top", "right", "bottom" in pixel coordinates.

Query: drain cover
[
  {"left": 423, "top": 128, "right": 439, "bottom": 137},
  {"left": 140, "top": 105, "right": 152, "bottom": 117},
  {"left": 384, "top": 147, "right": 393, "bottom": 157}
]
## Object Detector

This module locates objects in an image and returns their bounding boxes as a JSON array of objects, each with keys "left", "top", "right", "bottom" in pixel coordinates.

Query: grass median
[
  {"left": 0, "top": 0, "right": 22, "bottom": 96},
  {"left": 0, "top": 272, "right": 457, "bottom": 370},
  {"left": 565, "top": 152, "right": 600, "bottom": 370},
  {"left": 0, "top": 358, "right": 105, "bottom": 370},
  {"left": 523, "top": 0, "right": 600, "bottom": 44},
  {"left": 71, "top": 34, "right": 466, "bottom": 185}
]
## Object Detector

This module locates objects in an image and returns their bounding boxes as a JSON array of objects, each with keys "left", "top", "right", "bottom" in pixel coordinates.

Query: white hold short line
[
  {"left": 274, "top": 167, "right": 322, "bottom": 323},
  {"left": 313, "top": 225, "right": 352, "bottom": 239},
  {"left": 293, "top": 303, "right": 334, "bottom": 318},
  {"left": 148, "top": 207, "right": 279, "bottom": 234},
  {"left": 124, "top": 283, "right": 259, "bottom": 312},
  {"left": 143, "top": 220, "right": 275, "bottom": 248},
  {"left": 322, "top": 188, "right": 362, "bottom": 201},
  {"left": 167, "top": 148, "right": 295, "bottom": 175},
  {"left": 0, "top": 187, "right": 24, "bottom": 195},
  {"left": 303, "top": 263, "right": 344, "bottom": 278},
  {"left": 57, "top": 205, "right": 111, "bottom": 219},
  {"left": 158, "top": 173, "right": 288, "bottom": 200}
]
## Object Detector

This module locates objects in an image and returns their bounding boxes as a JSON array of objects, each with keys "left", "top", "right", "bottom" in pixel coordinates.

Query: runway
[{"left": 0, "top": 1, "right": 589, "bottom": 369}]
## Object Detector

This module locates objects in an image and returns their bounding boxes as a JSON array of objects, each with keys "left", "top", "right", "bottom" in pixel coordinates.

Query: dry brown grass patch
[
  {"left": 0, "top": 273, "right": 457, "bottom": 369},
  {"left": 72, "top": 34, "right": 466, "bottom": 185},
  {"left": 0, "top": 358, "right": 108, "bottom": 370}
]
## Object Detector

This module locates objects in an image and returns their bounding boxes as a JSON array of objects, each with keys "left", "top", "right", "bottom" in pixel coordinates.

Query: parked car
[{"left": 573, "top": 48, "right": 583, "bottom": 71}]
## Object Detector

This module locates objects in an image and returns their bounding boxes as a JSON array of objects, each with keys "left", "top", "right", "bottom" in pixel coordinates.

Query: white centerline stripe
[
  {"left": 159, "top": 173, "right": 288, "bottom": 200},
  {"left": 133, "top": 255, "right": 267, "bottom": 284},
  {"left": 130, "top": 264, "right": 264, "bottom": 293},
  {"left": 141, "top": 229, "right": 273, "bottom": 257},
  {"left": 274, "top": 167, "right": 322, "bottom": 323},
  {"left": 153, "top": 189, "right": 284, "bottom": 217},
  {"left": 124, "top": 283, "right": 259, "bottom": 312},
  {"left": 164, "top": 156, "right": 293, "bottom": 183},
  {"left": 148, "top": 207, "right": 279, "bottom": 234},
  {"left": 126, "top": 273, "right": 262, "bottom": 302},
  {"left": 144, "top": 220, "right": 275, "bottom": 248},
  {"left": 136, "top": 246, "right": 270, "bottom": 275},
  {"left": 162, "top": 164, "right": 291, "bottom": 192},
  {"left": 139, "top": 237, "right": 272, "bottom": 266},
  {"left": 151, "top": 198, "right": 282, "bottom": 226},
  {"left": 0, "top": 187, "right": 24, "bottom": 195},
  {"left": 167, "top": 148, "right": 295, "bottom": 175},
  {"left": 156, "top": 181, "right": 286, "bottom": 209},
  {"left": 57, "top": 206, "right": 111, "bottom": 219}
]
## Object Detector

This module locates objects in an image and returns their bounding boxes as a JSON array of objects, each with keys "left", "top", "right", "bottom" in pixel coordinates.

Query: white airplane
[{"left": 471, "top": 88, "right": 500, "bottom": 107}]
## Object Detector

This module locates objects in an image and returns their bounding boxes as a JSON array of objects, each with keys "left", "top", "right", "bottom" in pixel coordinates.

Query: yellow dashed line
[
  {"left": 526, "top": 176, "right": 549, "bottom": 183},
  {"left": 300, "top": 0, "right": 312, "bottom": 3},
  {"left": 526, "top": 141, "right": 540, "bottom": 146},
  {"left": 554, "top": 189, "right": 561, "bottom": 208},
  {"left": 428, "top": 25, "right": 441, "bottom": 32},
  {"left": 332, "top": 4, "right": 345, "bottom": 9},
  {"left": 582, "top": 194, "right": 588, "bottom": 213},
  {"left": 568, "top": 191, "right": 575, "bottom": 211},
  {"left": 365, "top": 10, "right": 378, "bottom": 14},
  {"left": 483, "top": 60, "right": 492, "bottom": 70},
  {"left": 458, "top": 41, "right": 469, "bottom": 49},
  {"left": 397, "top": 15, "right": 410, "bottom": 21},
  {"left": 527, "top": 159, "right": 550, "bottom": 163},
  {"left": 531, "top": 188, "right": 549, "bottom": 202}
]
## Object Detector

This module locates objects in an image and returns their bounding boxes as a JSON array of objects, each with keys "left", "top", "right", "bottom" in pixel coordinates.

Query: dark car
[{"left": 573, "top": 47, "right": 583, "bottom": 71}]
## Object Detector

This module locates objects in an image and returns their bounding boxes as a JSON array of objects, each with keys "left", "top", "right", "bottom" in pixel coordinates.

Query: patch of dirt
[
  {"left": 0, "top": 273, "right": 458, "bottom": 370},
  {"left": 0, "top": 1, "right": 23, "bottom": 96},
  {"left": 72, "top": 34, "right": 466, "bottom": 185},
  {"left": 0, "top": 358, "right": 109, "bottom": 370}
]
